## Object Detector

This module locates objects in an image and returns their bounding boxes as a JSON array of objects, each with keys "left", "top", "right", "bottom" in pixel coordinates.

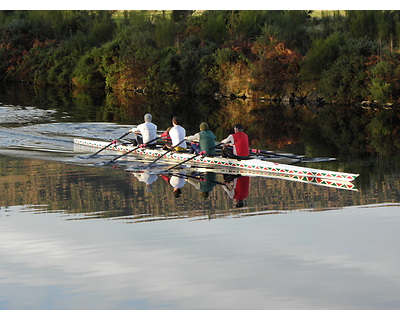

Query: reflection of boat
[
  {"left": 171, "top": 167, "right": 358, "bottom": 191},
  {"left": 74, "top": 138, "right": 359, "bottom": 182}
]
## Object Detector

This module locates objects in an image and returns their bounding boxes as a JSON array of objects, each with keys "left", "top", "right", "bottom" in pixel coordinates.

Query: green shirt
[{"left": 199, "top": 130, "right": 216, "bottom": 155}]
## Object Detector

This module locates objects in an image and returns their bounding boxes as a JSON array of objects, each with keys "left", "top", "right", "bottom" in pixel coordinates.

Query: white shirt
[
  {"left": 136, "top": 122, "right": 157, "bottom": 144},
  {"left": 169, "top": 125, "right": 186, "bottom": 148},
  {"left": 169, "top": 176, "right": 186, "bottom": 188},
  {"left": 134, "top": 173, "right": 158, "bottom": 184}
]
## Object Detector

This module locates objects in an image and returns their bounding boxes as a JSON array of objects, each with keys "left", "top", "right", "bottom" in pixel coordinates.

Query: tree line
[{"left": 1, "top": 10, "right": 400, "bottom": 105}]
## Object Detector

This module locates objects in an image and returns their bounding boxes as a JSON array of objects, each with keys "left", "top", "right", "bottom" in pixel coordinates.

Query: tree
[
  {"left": 251, "top": 37, "right": 303, "bottom": 97},
  {"left": 301, "top": 31, "right": 347, "bottom": 81},
  {"left": 318, "top": 38, "right": 379, "bottom": 102}
]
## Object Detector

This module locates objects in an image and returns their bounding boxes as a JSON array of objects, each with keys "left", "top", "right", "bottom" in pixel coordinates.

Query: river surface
[{"left": 0, "top": 86, "right": 400, "bottom": 310}]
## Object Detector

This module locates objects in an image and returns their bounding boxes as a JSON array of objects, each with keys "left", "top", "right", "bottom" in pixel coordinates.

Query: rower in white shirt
[{"left": 130, "top": 113, "right": 157, "bottom": 148}]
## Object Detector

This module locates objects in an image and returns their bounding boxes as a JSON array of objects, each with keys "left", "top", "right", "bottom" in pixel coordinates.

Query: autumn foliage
[
  {"left": 250, "top": 37, "right": 303, "bottom": 98},
  {"left": 2, "top": 10, "right": 400, "bottom": 104}
]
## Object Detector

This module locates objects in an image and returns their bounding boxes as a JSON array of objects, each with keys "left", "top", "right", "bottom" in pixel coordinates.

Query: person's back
[
  {"left": 186, "top": 122, "right": 216, "bottom": 155},
  {"left": 137, "top": 113, "right": 157, "bottom": 145},
  {"left": 221, "top": 123, "right": 249, "bottom": 158},
  {"left": 169, "top": 116, "right": 186, "bottom": 151},
  {"left": 232, "top": 131, "right": 249, "bottom": 157},
  {"left": 199, "top": 129, "right": 217, "bottom": 156},
  {"left": 131, "top": 113, "right": 157, "bottom": 146}
]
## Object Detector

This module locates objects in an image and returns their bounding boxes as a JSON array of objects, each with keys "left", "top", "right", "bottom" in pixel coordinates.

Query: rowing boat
[{"left": 73, "top": 138, "right": 359, "bottom": 182}]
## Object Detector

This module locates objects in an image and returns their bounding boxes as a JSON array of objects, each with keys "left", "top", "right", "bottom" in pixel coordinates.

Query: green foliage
[
  {"left": 199, "top": 11, "right": 229, "bottom": 45},
  {"left": 347, "top": 10, "right": 378, "bottom": 39},
  {"left": 301, "top": 32, "right": 347, "bottom": 80},
  {"left": 278, "top": 10, "right": 312, "bottom": 54},
  {"left": 230, "top": 10, "right": 270, "bottom": 40},
  {"left": 308, "top": 11, "right": 347, "bottom": 39},
  {"left": 213, "top": 47, "right": 241, "bottom": 65},
  {"left": 1, "top": 10, "right": 400, "bottom": 103},
  {"left": 171, "top": 10, "right": 194, "bottom": 23},
  {"left": 72, "top": 48, "right": 105, "bottom": 87},
  {"left": 366, "top": 109, "right": 400, "bottom": 155},
  {"left": 318, "top": 38, "right": 379, "bottom": 102},
  {"left": 155, "top": 17, "right": 176, "bottom": 48},
  {"left": 315, "top": 105, "right": 369, "bottom": 155},
  {"left": 318, "top": 54, "right": 368, "bottom": 102},
  {"left": 368, "top": 60, "right": 393, "bottom": 103}
]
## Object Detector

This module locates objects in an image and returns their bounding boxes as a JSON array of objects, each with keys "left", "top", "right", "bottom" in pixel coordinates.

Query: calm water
[{"left": 0, "top": 86, "right": 400, "bottom": 310}]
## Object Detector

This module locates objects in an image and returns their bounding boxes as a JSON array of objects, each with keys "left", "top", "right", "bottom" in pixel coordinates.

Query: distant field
[{"left": 111, "top": 10, "right": 346, "bottom": 20}]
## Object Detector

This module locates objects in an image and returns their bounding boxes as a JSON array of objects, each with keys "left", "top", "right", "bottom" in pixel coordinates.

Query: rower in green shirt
[{"left": 186, "top": 122, "right": 217, "bottom": 156}]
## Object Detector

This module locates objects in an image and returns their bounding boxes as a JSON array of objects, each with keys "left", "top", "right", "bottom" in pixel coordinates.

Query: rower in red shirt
[{"left": 220, "top": 123, "right": 249, "bottom": 159}]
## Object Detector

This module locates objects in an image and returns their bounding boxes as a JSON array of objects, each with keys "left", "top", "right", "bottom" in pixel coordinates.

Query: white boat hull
[{"left": 74, "top": 138, "right": 359, "bottom": 182}]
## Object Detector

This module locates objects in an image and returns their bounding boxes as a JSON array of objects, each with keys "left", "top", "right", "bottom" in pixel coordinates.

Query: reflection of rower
[
  {"left": 222, "top": 174, "right": 250, "bottom": 208},
  {"left": 133, "top": 172, "right": 158, "bottom": 192},
  {"left": 185, "top": 172, "right": 217, "bottom": 199},
  {"left": 161, "top": 174, "right": 186, "bottom": 198}
]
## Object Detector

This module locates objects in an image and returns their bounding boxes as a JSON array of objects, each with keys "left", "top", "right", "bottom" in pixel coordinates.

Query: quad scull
[{"left": 74, "top": 138, "right": 359, "bottom": 182}]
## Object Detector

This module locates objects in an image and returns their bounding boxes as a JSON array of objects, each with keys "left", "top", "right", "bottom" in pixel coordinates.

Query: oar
[
  {"left": 147, "top": 138, "right": 186, "bottom": 168},
  {"left": 166, "top": 152, "right": 206, "bottom": 171},
  {"left": 87, "top": 132, "right": 130, "bottom": 158},
  {"left": 166, "top": 142, "right": 223, "bottom": 171},
  {"left": 250, "top": 148, "right": 305, "bottom": 160},
  {"left": 250, "top": 149, "right": 336, "bottom": 162},
  {"left": 170, "top": 172, "right": 226, "bottom": 186},
  {"left": 105, "top": 136, "right": 159, "bottom": 164}
]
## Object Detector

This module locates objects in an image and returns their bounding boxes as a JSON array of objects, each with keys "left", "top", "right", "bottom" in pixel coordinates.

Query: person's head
[
  {"left": 172, "top": 116, "right": 181, "bottom": 126},
  {"left": 173, "top": 188, "right": 182, "bottom": 198},
  {"left": 200, "top": 191, "right": 209, "bottom": 199},
  {"left": 234, "top": 123, "right": 243, "bottom": 132},
  {"left": 199, "top": 122, "right": 209, "bottom": 131},
  {"left": 234, "top": 199, "right": 244, "bottom": 208},
  {"left": 144, "top": 113, "right": 152, "bottom": 122}
]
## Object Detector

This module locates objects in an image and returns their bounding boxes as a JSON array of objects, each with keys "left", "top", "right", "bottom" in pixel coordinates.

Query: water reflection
[
  {"left": 184, "top": 172, "right": 219, "bottom": 200},
  {"left": 0, "top": 157, "right": 357, "bottom": 218},
  {"left": 222, "top": 175, "right": 250, "bottom": 208},
  {"left": 1, "top": 149, "right": 400, "bottom": 224},
  {"left": 1, "top": 84, "right": 400, "bottom": 310},
  {"left": 1, "top": 83, "right": 400, "bottom": 223},
  {"left": 132, "top": 172, "right": 158, "bottom": 193},
  {"left": 2, "top": 83, "right": 399, "bottom": 161}
]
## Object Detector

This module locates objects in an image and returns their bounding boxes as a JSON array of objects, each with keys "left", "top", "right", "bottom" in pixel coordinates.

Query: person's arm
[
  {"left": 221, "top": 185, "right": 235, "bottom": 198},
  {"left": 220, "top": 134, "right": 234, "bottom": 145},
  {"left": 186, "top": 132, "right": 200, "bottom": 142},
  {"left": 129, "top": 123, "right": 141, "bottom": 134},
  {"left": 186, "top": 179, "right": 200, "bottom": 189}
]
